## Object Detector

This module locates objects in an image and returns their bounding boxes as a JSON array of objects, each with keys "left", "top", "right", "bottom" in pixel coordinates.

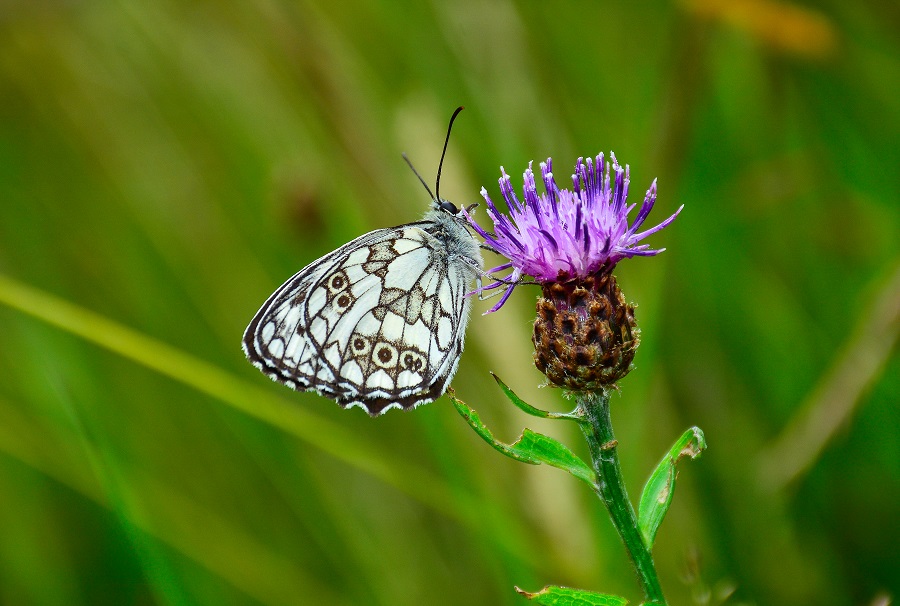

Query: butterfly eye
[{"left": 438, "top": 199, "right": 458, "bottom": 214}]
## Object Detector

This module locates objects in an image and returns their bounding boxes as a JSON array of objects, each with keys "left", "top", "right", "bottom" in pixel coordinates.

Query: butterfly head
[
  {"left": 434, "top": 198, "right": 479, "bottom": 220},
  {"left": 437, "top": 198, "right": 459, "bottom": 214}
]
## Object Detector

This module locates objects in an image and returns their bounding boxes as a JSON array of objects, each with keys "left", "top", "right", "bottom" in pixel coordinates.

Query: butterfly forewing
[{"left": 242, "top": 211, "right": 481, "bottom": 415}]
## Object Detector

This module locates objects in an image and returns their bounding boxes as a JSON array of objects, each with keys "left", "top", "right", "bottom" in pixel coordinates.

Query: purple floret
[{"left": 467, "top": 152, "right": 682, "bottom": 313}]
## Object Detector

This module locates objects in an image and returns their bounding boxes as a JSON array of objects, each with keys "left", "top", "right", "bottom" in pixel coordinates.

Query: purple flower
[{"left": 466, "top": 152, "right": 682, "bottom": 313}]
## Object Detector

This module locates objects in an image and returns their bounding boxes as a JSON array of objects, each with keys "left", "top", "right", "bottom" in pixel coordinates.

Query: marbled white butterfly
[{"left": 242, "top": 108, "right": 483, "bottom": 415}]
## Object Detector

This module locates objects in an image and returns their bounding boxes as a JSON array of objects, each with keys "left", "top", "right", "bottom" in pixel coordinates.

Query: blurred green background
[{"left": 1, "top": 0, "right": 897, "bottom": 604}]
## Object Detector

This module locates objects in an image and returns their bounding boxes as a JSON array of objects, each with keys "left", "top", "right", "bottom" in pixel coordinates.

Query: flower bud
[{"left": 532, "top": 272, "right": 639, "bottom": 390}]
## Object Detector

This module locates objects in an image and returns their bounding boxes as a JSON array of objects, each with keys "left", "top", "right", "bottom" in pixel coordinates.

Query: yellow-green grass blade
[{"left": 0, "top": 272, "right": 533, "bottom": 564}]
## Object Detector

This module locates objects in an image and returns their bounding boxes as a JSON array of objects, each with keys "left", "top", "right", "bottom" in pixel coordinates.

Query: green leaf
[
  {"left": 450, "top": 390, "right": 534, "bottom": 464},
  {"left": 514, "top": 430, "right": 597, "bottom": 488},
  {"left": 638, "top": 426, "right": 707, "bottom": 549},
  {"left": 515, "top": 585, "right": 628, "bottom": 605},
  {"left": 449, "top": 390, "right": 597, "bottom": 489},
  {"left": 491, "top": 373, "right": 586, "bottom": 424}
]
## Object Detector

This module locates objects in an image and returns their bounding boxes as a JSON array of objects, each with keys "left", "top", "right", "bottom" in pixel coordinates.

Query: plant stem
[{"left": 578, "top": 390, "right": 666, "bottom": 605}]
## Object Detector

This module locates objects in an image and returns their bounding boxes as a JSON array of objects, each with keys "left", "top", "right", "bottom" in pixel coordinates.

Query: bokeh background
[{"left": 1, "top": 1, "right": 898, "bottom": 604}]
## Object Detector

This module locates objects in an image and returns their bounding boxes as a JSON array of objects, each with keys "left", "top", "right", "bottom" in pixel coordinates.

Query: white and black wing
[{"left": 242, "top": 220, "right": 477, "bottom": 415}]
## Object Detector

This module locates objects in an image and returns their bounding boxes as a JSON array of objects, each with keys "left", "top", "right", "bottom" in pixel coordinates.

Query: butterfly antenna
[
  {"left": 401, "top": 153, "right": 436, "bottom": 201},
  {"left": 435, "top": 106, "right": 464, "bottom": 202}
]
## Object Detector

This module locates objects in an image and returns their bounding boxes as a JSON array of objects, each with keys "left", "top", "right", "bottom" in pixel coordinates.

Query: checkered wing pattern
[{"left": 242, "top": 212, "right": 480, "bottom": 416}]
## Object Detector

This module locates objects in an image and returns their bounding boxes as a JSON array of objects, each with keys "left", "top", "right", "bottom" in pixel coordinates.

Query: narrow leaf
[
  {"left": 515, "top": 585, "right": 628, "bottom": 605},
  {"left": 491, "top": 372, "right": 552, "bottom": 417},
  {"left": 491, "top": 373, "right": 585, "bottom": 424},
  {"left": 513, "top": 430, "right": 597, "bottom": 487},
  {"left": 450, "top": 390, "right": 535, "bottom": 464},
  {"left": 450, "top": 390, "right": 597, "bottom": 489},
  {"left": 638, "top": 426, "right": 707, "bottom": 549}
]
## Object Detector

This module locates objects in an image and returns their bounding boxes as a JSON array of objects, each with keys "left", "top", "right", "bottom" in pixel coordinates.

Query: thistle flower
[
  {"left": 467, "top": 152, "right": 682, "bottom": 389},
  {"left": 468, "top": 152, "right": 681, "bottom": 311}
]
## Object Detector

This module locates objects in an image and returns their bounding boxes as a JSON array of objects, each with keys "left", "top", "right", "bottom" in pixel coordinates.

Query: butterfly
[{"left": 242, "top": 108, "right": 483, "bottom": 416}]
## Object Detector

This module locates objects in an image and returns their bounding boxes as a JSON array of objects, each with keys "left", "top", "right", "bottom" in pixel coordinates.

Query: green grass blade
[
  {"left": 0, "top": 395, "right": 339, "bottom": 605},
  {"left": 0, "top": 272, "right": 532, "bottom": 563},
  {"left": 515, "top": 584, "right": 628, "bottom": 605}
]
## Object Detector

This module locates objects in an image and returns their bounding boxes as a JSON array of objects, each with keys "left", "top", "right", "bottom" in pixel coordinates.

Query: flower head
[{"left": 466, "top": 152, "right": 682, "bottom": 313}]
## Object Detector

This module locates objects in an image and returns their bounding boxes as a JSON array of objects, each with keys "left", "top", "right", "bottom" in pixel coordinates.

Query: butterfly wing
[{"left": 242, "top": 220, "right": 478, "bottom": 415}]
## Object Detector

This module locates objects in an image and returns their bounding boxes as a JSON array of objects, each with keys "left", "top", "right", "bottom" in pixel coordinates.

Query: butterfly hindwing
[{"left": 242, "top": 211, "right": 481, "bottom": 415}]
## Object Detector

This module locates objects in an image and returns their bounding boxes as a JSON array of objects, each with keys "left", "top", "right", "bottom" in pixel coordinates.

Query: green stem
[{"left": 578, "top": 390, "right": 666, "bottom": 605}]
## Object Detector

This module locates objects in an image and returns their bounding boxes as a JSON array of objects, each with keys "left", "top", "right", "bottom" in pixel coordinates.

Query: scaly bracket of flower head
[{"left": 533, "top": 272, "right": 639, "bottom": 390}]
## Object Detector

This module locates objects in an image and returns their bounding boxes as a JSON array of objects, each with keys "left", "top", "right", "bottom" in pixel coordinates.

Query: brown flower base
[{"left": 532, "top": 273, "right": 639, "bottom": 390}]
